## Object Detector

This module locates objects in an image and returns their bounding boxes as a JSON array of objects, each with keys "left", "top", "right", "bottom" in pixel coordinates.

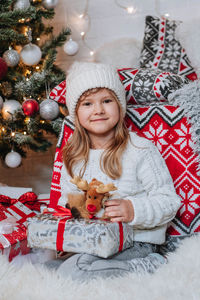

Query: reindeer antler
[
  {"left": 70, "top": 176, "right": 89, "bottom": 191},
  {"left": 96, "top": 183, "right": 117, "bottom": 194}
]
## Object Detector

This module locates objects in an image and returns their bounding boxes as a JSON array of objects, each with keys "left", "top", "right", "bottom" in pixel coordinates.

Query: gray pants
[{"left": 45, "top": 242, "right": 166, "bottom": 281}]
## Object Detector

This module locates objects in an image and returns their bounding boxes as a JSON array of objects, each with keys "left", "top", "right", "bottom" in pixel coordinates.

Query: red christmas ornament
[
  {"left": 22, "top": 99, "right": 39, "bottom": 116},
  {"left": 0, "top": 57, "right": 8, "bottom": 80}
]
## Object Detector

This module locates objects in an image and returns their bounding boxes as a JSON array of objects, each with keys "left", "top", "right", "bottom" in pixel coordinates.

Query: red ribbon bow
[{"left": 0, "top": 192, "right": 47, "bottom": 212}]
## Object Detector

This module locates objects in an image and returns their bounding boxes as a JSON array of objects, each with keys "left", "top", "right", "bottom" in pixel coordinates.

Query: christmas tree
[{"left": 0, "top": 0, "right": 71, "bottom": 167}]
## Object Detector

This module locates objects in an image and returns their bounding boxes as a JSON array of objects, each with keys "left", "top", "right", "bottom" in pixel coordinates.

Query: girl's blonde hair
[{"left": 62, "top": 88, "right": 129, "bottom": 180}]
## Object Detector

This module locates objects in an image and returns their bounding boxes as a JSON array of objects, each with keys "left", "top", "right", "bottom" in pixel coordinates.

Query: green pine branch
[
  {"left": 41, "top": 27, "right": 71, "bottom": 53},
  {"left": 0, "top": 28, "right": 27, "bottom": 43},
  {"left": 0, "top": 7, "right": 37, "bottom": 26}
]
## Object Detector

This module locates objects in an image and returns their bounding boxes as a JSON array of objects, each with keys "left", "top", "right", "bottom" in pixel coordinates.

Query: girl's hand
[{"left": 104, "top": 199, "right": 134, "bottom": 223}]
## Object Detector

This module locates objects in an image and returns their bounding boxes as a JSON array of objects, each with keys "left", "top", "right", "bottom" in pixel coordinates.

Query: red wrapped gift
[
  {"left": 0, "top": 190, "right": 50, "bottom": 262},
  {"left": 0, "top": 201, "right": 35, "bottom": 261},
  {"left": 0, "top": 225, "right": 30, "bottom": 262}
]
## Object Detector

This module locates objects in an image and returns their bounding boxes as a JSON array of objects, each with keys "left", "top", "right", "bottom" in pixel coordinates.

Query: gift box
[
  {"left": 0, "top": 188, "right": 50, "bottom": 262},
  {"left": 0, "top": 234, "right": 30, "bottom": 262},
  {"left": 0, "top": 200, "right": 35, "bottom": 261},
  {"left": 0, "top": 214, "right": 30, "bottom": 261},
  {"left": 27, "top": 212, "right": 134, "bottom": 258}
]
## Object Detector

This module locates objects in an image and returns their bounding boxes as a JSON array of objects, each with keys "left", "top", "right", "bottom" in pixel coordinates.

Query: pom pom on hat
[{"left": 66, "top": 62, "right": 126, "bottom": 122}]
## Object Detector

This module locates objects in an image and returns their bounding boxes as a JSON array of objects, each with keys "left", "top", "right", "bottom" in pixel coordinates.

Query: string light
[
  {"left": 126, "top": 6, "right": 137, "bottom": 14},
  {"left": 114, "top": 0, "right": 137, "bottom": 14},
  {"left": 11, "top": 132, "right": 15, "bottom": 137},
  {"left": 23, "top": 131, "right": 27, "bottom": 135},
  {"left": 75, "top": 0, "right": 138, "bottom": 57},
  {"left": 78, "top": 0, "right": 95, "bottom": 57},
  {"left": 19, "top": 18, "right": 25, "bottom": 23},
  {"left": 25, "top": 117, "right": 30, "bottom": 124},
  {"left": 155, "top": 0, "right": 170, "bottom": 18}
]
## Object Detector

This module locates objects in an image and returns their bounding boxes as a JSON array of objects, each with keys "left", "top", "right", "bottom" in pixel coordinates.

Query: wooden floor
[{"left": 0, "top": 135, "right": 57, "bottom": 195}]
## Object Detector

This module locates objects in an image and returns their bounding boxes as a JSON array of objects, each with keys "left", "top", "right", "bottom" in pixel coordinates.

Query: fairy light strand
[
  {"left": 71, "top": 0, "right": 172, "bottom": 57},
  {"left": 73, "top": 0, "right": 139, "bottom": 57},
  {"left": 79, "top": 0, "right": 94, "bottom": 56},
  {"left": 114, "top": 0, "right": 137, "bottom": 14},
  {"left": 155, "top": 0, "right": 170, "bottom": 18}
]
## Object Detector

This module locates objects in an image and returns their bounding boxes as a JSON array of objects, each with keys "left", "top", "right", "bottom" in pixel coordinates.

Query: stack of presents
[{"left": 1, "top": 16, "right": 200, "bottom": 263}]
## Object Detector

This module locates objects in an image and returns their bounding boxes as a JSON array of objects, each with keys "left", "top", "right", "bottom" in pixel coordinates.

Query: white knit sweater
[{"left": 58, "top": 132, "right": 181, "bottom": 245}]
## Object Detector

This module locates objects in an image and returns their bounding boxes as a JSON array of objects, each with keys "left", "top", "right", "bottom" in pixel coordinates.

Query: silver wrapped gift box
[{"left": 27, "top": 214, "right": 134, "bottom": 258}]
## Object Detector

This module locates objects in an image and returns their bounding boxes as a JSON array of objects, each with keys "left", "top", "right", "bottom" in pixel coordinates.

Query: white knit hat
[{"left": 66, "top": 62, "right": 126, "bottom": 122}]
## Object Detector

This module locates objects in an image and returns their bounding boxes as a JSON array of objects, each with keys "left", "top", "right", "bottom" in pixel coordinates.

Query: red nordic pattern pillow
[
  {"left": 118, "top": 67, "right": 188, "bottom": 105},
  {"left": 49, "top": 80, "right": 66, "bottom": 104},
  {"left": 140, "top": 16, "right": 198, "bottom": 81},
  {"left": 125, "top": 104, "right": 200, "bottom": 236},
  {"left": 50, "top": 104, "right": 200, "bottom": 237}
]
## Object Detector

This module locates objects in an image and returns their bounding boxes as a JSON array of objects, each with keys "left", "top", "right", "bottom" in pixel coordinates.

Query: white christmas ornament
[
  {"left": 42, "top": 0, "right": 58, "bottom": 9},
  {"left": 20, "top": 43, "right": 42, "bottom": 66},
  {"left": 2, "top": 100, "right": 21, "bottom": 120},
  {"left": 64, "top": 38, "right": 79, "bottom": 56},
  {"left": 39, "top": 99, "right": 59, "bottom": 120},
  {"left": 0, "top": 96, "right": 3, "bottom": 110},
  {"left": 3, "top": 49, "right": 20, "bottom": 67},
  {"left": 14, "top": 0, "right": 30, "bottom": 10},
  {"left": 5, "top": 151, "right": 22, "bottom": 168}
]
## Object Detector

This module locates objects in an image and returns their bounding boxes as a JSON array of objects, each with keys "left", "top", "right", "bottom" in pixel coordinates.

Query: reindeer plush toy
[{"left": 66, "top": 176, "right": 117, "bottom": 220}]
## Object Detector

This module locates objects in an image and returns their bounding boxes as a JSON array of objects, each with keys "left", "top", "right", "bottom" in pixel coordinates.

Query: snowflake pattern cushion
[
  {"left": 140, "top": 16, "right": 197, "bottom": 81},
  {"left": 125, "top": 104, "right": 200, "bottom": 236},
  {"left": 118, "top": 67, "right": 188, "bottom": 105}
]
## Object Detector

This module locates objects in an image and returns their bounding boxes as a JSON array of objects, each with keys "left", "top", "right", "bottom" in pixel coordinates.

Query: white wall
[{"left": 53, "top": 0, "right": 200, "bottom": 71}]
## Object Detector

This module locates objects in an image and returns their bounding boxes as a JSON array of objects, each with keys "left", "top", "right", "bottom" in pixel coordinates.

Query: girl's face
[{"left": 77, "top": 88, "right": 120, "bottom": 139}]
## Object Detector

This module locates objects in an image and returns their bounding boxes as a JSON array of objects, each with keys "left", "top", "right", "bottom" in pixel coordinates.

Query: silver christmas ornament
[
  {"left": 5, "top": 150, "right": 22, "bottom": 168},
  {"left": 42, "top": 0, "right": 58, "bottom": 9},
  {"left": 20, "top": 43, "right": 42, "bottom": 66},
  {"left": 2, "top": 100, "right": 21, "bottom": 120},
  {"left": 0, "top": 96, "right": 3, "bottom": 110},
  {"left": 14, "top": 0, "right": 30, "bottom": 10},
  {"left": 63, "top": 38, "right": 79, "bottom": 56},
  {"left": 3, "top": 49, "right": 20, "bottom": 67},
  {"left": 39, "top": 99, "right": 60, "bottom": 120}
]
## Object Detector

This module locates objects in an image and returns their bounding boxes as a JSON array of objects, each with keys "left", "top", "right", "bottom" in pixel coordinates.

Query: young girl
[{"left": 53, "top": 62, "right": 181, "bottom": 280}]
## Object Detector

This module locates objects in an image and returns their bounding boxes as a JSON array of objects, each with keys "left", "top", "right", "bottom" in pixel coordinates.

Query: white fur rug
[{"left": 0, "top": 235, "right": 200, "bottom": 300}]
